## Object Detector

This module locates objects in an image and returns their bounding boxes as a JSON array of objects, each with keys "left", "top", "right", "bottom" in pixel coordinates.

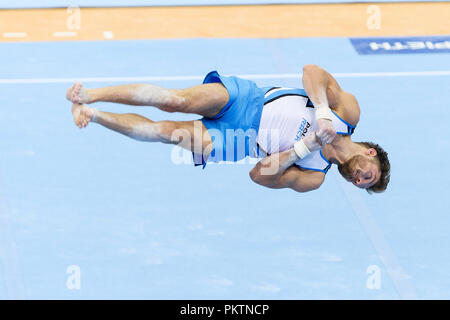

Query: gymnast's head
[{"left": 338, "top": 141, "right": 391, "bottom": 193}]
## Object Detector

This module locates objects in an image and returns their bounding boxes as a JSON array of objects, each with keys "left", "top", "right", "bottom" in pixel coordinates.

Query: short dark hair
[{"left": 358, "top": 141, "right": 391, "bottom": 194}]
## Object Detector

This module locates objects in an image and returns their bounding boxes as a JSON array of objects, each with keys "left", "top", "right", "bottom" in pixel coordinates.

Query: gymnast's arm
[
  {"left": 302, "top": 64, "right": 360, "bottom": 125},
  {"left": 249, "top": 149, "right": 325, "bottom": 193}
]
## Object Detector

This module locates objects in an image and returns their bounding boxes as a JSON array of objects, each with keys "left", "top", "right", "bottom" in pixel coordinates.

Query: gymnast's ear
[{"left": 366, "top": 148, "right": 377, "bottom": 157}]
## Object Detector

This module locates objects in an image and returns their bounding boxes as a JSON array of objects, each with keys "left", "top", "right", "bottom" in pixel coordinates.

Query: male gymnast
[{"left": 66, "top": 64, "right": 390, "bottom": 193}]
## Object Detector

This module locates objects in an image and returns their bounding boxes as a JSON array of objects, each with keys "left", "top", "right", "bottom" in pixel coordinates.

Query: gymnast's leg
[
  {"left": 71, "top": 103, "right": 212, "bottom": 155},
  {"left": 66, "top": 82, "right": 229, "bottom": 119}
]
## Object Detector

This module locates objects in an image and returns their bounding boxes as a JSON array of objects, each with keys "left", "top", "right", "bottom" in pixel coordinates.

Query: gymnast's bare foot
[
  {"left": 66, "top": 82, "right": 92, "bottom": 104},
  {"left": 71, "top": 103, "right": 96, "bottom": 128}
]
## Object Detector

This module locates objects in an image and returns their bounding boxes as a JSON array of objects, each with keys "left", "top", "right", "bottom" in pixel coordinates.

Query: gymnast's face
[{"left": 338, "top": 149, "right": 380, "bottom": 189}]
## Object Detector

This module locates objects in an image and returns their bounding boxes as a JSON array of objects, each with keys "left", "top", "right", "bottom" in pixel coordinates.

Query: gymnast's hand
[
  {"left": 316, "top": 118, "right": 336, "bottom": 145},
  {"left": 302, "top": 131, "right": 324, "bottom": 152}
]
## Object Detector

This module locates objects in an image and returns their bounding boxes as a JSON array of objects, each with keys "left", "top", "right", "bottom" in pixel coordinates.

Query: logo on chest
[{"left": 294, "top": 117, "right": 311, "bottom": 141}]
